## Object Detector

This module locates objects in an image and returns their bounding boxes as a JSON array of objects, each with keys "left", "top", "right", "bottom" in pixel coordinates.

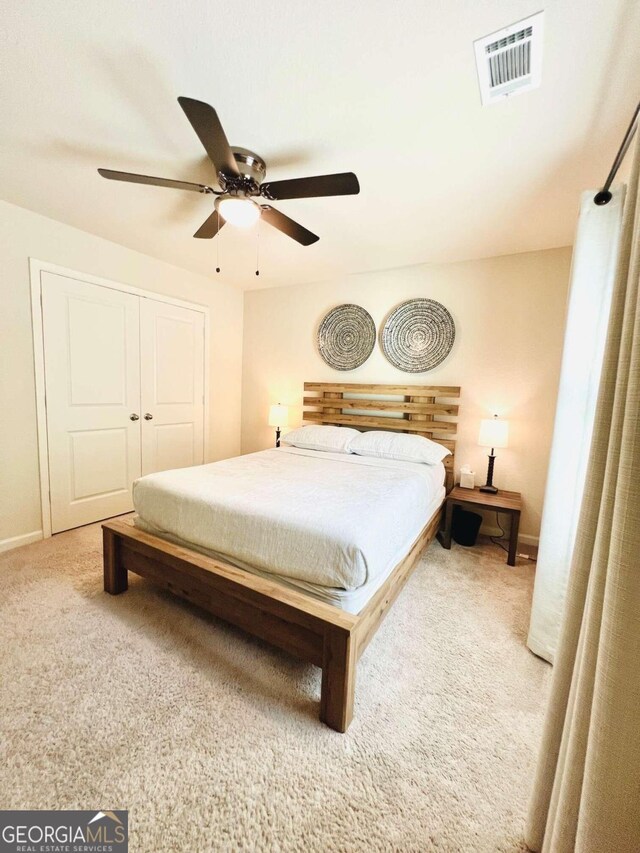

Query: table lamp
[
  {"left": 478, "top": 414, "right": 509, "bottom": 494},
  {"left": 268, "top": 404, "right": 289, "bottom": 448}
]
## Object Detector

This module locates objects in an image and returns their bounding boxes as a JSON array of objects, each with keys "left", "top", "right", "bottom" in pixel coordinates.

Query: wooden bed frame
[{"left": 102, "top": 382, "right": 460, "bottom": 732}]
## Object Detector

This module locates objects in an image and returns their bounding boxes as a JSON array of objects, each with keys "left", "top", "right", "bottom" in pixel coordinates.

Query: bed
[{"left": 102, "top": 382, "right": 460, "bottom": 731}]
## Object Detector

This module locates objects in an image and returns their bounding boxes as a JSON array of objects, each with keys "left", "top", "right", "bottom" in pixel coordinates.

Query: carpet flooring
[{"left": 0, "top": 519, "right": 549, "bottom": 852}]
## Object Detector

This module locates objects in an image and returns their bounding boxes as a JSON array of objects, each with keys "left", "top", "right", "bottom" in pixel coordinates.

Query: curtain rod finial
[{"left": 594, "top": 190, "right": 613, "bottom": 206}]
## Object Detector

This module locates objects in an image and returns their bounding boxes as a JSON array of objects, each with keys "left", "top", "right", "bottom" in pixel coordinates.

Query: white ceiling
[{"left": 1, "top": 0, "right": 639, "bottom": 290}]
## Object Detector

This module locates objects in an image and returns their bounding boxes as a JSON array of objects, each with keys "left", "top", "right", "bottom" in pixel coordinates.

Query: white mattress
[{"left": 132, "top": 447, "right": 445, "bottom": 612}]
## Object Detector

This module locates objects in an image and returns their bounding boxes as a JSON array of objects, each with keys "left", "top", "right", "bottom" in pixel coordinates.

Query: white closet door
[
  {"left": 140, "top": 298, "right": 205, "bottom": 476},
  {"left": 42, "top": 273, "right": 142, "bottom": 533}
]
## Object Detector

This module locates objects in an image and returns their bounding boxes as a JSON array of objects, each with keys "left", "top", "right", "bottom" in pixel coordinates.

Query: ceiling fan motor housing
[{"left": 230, "top": 147, "right": 266, "bottom": 184}]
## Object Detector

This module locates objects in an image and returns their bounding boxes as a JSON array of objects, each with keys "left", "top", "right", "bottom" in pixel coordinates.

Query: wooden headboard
[{"left": 303, "top": 382, "right": 460, "bottom": 492}]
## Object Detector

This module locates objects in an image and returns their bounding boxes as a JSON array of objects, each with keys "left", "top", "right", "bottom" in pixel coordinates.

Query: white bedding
[
  {"left": 132, "top": 446, "right": 445, "bottom": 594},
  {"left": 134, "top": 486, "right": 444, "bottom": 614}
]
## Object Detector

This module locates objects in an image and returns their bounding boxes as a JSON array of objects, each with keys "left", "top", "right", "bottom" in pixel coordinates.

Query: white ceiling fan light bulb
[{"left": 215, "top": 195, "right": 261, "bottom": 228}]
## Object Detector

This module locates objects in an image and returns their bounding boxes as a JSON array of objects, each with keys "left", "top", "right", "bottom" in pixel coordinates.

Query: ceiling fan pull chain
[
  {"left": 255, "top": 218, "right": 260, "bottom": 277},
  {"left": 216, "top": 208, "right": 221, "bottom": 273}
]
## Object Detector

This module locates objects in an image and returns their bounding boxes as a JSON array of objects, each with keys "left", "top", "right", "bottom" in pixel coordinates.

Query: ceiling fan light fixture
[{"left": 215, "top": 195, "right": 261, "bottom": 228}]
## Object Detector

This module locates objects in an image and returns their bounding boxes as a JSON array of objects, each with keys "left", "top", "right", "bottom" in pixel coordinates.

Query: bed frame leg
[
  {"left": 320, "top": 627, "right": 356, "bottom": 733},
  {"left": 103, "top": 526, "right": 128, "bottom": 595}
]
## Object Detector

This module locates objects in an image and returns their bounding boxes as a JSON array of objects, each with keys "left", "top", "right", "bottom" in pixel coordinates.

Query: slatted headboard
[{"left": 303, "top": 382, "right": 460, "bottom": 492}]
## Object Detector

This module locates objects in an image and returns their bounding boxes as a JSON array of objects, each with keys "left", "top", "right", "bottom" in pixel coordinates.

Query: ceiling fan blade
[
  {"left": 177, "top": 97, "right": 239, "bottom": 179},
  {"left": 260, "top": 172, "right": 359, "bottom": 201},
  {"left": 98, "top": 168, "right": 211, "bottom": 193},
  {"left": 260, "top": 205, "right": 319, "bottom": 245},
  {"left": 193, "top": 209, "right": 226, "bottom": 239}
]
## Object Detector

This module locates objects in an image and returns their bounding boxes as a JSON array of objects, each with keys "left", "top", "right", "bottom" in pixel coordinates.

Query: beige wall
[
  {"left": 241, "top": 247, "right": 572, "bottom": 543},
  {"left": 0, "top": 199, "right": 570, "bottom": 549},
  {"left": 0, "top": 200, "right": 243, "bottom": 546}
]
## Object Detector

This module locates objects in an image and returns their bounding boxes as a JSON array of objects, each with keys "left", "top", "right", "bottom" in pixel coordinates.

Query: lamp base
[
  {"left": 480, "top": 452, "right": 498, "bottom": 494},
  {"left": 479, "top": 484, "right": 498, "bottom": 494}
]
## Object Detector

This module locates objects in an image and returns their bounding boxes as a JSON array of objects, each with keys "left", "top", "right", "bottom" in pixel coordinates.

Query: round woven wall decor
[
  {"left": 317, "top": 304, "right": 376, "bottom": 371},
  {"left": 381, "top": 299, "right": 455, "bottom": 372}
]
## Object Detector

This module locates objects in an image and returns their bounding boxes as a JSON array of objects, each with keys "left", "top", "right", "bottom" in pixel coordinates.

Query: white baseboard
[{"left": 0, "top": 530, "right": 44, "bottom": 554}]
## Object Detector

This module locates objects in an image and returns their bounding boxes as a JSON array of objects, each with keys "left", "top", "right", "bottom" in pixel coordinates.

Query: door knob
[
  {"left": 129, "top": 414, "right": 139, "bottom": 421},
  {"left": 144, "top": 413, "right": 153, "bottom": 420}
]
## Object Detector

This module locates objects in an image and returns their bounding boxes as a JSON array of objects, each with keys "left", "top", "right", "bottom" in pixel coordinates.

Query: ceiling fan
[{"left": 98, "top": 97, "right": 360, "bottom": 246}]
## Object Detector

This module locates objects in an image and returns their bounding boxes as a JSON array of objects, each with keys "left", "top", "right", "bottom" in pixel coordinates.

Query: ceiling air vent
[{"left": 474, "top": 12, "right": 544, "bottom": 106}]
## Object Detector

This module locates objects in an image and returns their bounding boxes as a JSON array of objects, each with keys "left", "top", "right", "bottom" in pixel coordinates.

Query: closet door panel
[
  {"left": 41, "top": 273, "right": 141, "bottom": 533},
  {"left": 140, "top": 299, "right": 205, "bottom": 475}
]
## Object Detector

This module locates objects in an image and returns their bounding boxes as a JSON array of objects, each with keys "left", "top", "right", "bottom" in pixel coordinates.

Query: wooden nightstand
[{"left": 437, "top": 486, "right": 523, "bottom": 566}]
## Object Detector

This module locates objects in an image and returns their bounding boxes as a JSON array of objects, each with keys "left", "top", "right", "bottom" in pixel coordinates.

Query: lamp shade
[
  {"left": 268, "top": 404, "right": 289, "bottom": 428},
  {"left": 478, "top": 416, "right": 509, "bottom": 449}
]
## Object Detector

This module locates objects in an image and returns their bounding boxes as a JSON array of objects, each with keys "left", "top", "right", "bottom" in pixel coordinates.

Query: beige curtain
[{"left": 526, "top": 135, "right": 640, "bottom": 852}]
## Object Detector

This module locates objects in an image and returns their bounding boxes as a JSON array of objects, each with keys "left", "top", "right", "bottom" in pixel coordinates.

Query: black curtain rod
[{"left": 594, "top": 99, "right": 640, "bottom": 205}]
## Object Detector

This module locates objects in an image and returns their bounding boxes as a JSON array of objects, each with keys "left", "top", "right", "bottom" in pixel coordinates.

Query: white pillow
[
  {"left": 281, "top": 425, "right": 359, "bottom": 454},
  {"left": 349, "top": 430, "right": 450, "bottom": 465}
]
